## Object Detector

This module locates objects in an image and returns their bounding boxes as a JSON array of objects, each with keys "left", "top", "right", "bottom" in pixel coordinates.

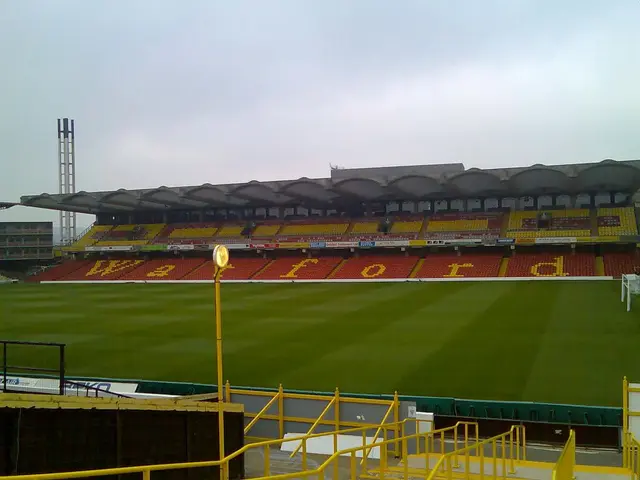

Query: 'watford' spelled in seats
[
  {"left": 183, "top": 257, "right": 270, "bottom": 280},
  {"left": 597, "top": 207, "right": 638, "bottom": 236},
  {"left": 333, "top": 255, "right": 420, "bottom": 279},
  {"left": 415, "top": 254, "right": 502, "bottom": 278},
  {"left": 505, "top": 253, "right": 594, "bottom": 277},
  {"left": 29, "top": 260, "right": 91, "bottom": 282},
  {"left": 425, "top": 212, "right": 502, "bottom": 239},
  {"left": 603, "top": 252, "right": 639, "bottom": 277},
  {"left": 254, "top": 257, "right": 342, "bottom": 280},
  {"left": 62, "top": 259, "right": 146, "bottom": 280},
  {"left": 120, "top": 258, "right": 206, "bottom": 281}
]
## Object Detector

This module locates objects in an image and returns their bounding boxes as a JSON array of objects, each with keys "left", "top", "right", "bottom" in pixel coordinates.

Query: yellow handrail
[
  {"left": 0, "top": 418, "right": 472, "bottom": 480},
  {"left": 244, "top": 390, "right": 282, "bottom": 435},
  {"left": 552, "top": 430, "right": 575, "bottom": 480},
  {"left": 425, "top": 424, "right": 526, "bottom": 480},
  {"left": 288, "top": 395, "right": 336, "bottom": 458}
]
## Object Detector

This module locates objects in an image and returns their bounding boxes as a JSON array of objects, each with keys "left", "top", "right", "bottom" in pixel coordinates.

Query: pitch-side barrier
[{"left": 42, "top": 276, "right": 613, "bottom": 284}]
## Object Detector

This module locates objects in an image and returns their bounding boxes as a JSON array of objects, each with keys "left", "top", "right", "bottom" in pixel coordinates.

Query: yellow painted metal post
[
  {"left": 492, "top": 440, "right": 497, "bottom": 480},
  {"left": 381, "top": 441, "right": 387, "bottom": 480},
  {"left": 225, "top": 380, "right": 231, "bottom": 403},
  {"left": 624, "top": 376, "right": 629, "bottom": 468},
  {"left": 362, "top": 430, "right": 368, "bottom": 472},
  {"left": 501, "top": 436, "right": 506, "bottom": 479},
  {"left": 394, "top": 391, "right": 400, "bottom": 457},
  {"left": 351, "top": 451, "right": 357, "bottom": 480},
  {"left": 143, "top": 469, "right": 150, "bottom": 480},
  {"left": 214, "top": 264, "right": 226, "bottom": 480},
  {"left": 480, "top": 443, "right": 485, "bottom": 480},
  {"left": 264, "top": 444, "right": 270, "bottom": 476},
  {"left": 454, "top": 426, "right": 459, "bottom": 467},
  {"left": 335, "top": 387, "right": 340, "bottom": 440},
  {"left": 278, "top": 384, "right": 284, "bottom": 439},
  {"left": 302, "top": 438, "right": 308, "bottom": 470},
  {"left": 403, "top": 436, "right": 409, "bottom": 480},
  {"left": 333, "top": 432, "right": 339, "bottom": 480}
]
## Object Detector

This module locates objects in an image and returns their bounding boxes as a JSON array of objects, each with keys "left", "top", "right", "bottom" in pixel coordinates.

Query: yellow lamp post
[{"left": 213, "top": 244, "right": 229, "bottom": 480}]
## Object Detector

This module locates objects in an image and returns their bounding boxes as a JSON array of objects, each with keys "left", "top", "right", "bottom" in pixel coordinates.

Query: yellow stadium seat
[
  {"left": 350, "top": 222, "right": 379, "bottom": 234},
  {"left": 252, "top": 224, "right": 281, "bottom": 236},
  {"left": 169, "top": 227, "right": 218, "bottom": 239},
  {"left": 597, "top": 207, "right": 638, "bottom": 235},
  {"left": 216, "top": 225, "right": 244, "bottom": 237},
  {"left": 279, "top": 223, "right": 349, "bottom": 236},
  {"left": 390, "top": 220, "right": 423, "bottom": 234}
]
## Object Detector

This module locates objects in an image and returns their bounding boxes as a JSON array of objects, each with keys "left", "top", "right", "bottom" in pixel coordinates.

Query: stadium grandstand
[{"left": 13, "top": 159, "right": 640, "bottom": 282}]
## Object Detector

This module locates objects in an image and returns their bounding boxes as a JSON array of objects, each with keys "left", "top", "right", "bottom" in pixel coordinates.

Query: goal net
[{"left": 622, "top": 274, "right": 640, "bottom": 311}]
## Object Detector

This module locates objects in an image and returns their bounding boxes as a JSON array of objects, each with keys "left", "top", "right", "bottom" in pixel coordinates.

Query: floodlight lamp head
[{"left": 213, "top": 244, "right": 230, "bottom": 268}]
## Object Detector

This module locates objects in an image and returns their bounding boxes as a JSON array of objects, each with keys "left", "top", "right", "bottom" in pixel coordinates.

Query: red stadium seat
[
  {"left": 119, "top": 258, "right": 206, "bottom": 281},
  {"left": 505, "top": 253, "right": 595, "bottom": 277},
  {"left": 254, "top": 257, "right": 341, "bottom": 280},
  {"left": 28, "top": 260, "right": 91, "bottom": 282},
  {"left": 61, "top": 259, "right": 146, "bottom": 280},
  {"left": 183, "top": 257, "right": 270, "bottom": 280},
  {"left": 332, "top": 255, "right": 419, "bottom": 279},
  {"left": 603, "top": 252, "right": 640, "bottom": 277},
  {"left": 415, "top": 254, "right": 502, "bottom": 278}
]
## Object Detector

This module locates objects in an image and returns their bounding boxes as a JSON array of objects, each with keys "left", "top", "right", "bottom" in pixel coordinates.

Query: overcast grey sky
[{"left": 1, "top": 0, "right": 640, "bottom": 225}]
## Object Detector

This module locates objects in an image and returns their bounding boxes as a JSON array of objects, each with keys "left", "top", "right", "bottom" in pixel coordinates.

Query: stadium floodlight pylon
[
  {"left": 57, "top": 118, "right": 76, "bottom": 244},
  {"left": 621, "top": 274, "right": 640, "bottom": 312}
]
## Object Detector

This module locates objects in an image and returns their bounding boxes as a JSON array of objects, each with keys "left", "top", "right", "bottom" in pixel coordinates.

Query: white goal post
[{"left": 622, "top": 274, "right": 640, "bottom": 312}]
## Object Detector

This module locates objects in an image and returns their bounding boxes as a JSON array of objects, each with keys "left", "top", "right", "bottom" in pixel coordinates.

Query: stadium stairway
[
  {"left": 182, "top": 257, "right": 271, "bottom": 280},
  {"left": 414, "top": 254, "right": 502, "bottom": 278},
  {"left": 505, "top": 253, "right": 595, "bottom": 277},
  {"left": 326, "top": 258, "right": 348, "bottom": 279},
  {"left": 331, "top": 255, "right": 420, "bottom": 279},
  {"left": 408, "top": 258, "right": 425, "bottom": 278},
  {"left": 119, "top": 258, "right": 206, "bottom": 281},
  {"left": 498, "top": 257, "right": 509, "bottom": 277},
  {"left": 253, "top": 257, "right": 342, "bottom": 280}
]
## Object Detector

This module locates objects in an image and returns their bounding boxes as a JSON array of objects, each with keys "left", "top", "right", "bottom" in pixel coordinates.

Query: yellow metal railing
[
  {"left": 552, "top": 430, "right": 575, "bottom": 480},
  {"left": 624, "top": 432, "right": 640, "bottom": 480},
  {"left": 0, "top": 419, "right": 477, "bottom": 480},
  {"left": 424, "top": 425, "right": 526, "bottom": 480}
]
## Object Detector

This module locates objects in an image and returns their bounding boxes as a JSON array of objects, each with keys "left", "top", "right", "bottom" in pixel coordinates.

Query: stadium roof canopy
[{"left": 19, "top": 159, "right": 640, "bottom": 214}]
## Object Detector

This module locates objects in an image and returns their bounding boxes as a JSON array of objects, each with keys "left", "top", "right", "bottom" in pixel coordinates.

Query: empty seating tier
[
  {"left": 425, "top": 212, "right": 502, "bottom": 240},
  {"left": 390, "top": 219, "right": 423, "bottom": 234},
  {"left": 119, "top": 258, "right": 206, "bottom": 281},
  {"left": 603, "top": 252, "right": 639, "bottom": 277},
  {"left": 278, "top": 222, "right": 349, "bottom": 236},
  {"left": 505, "top": 253, "right": 594, "bottom": 277},
  {"left": 69, "top": 225, "right": 113, "bottom": 248},
  {"left": 62, "top": 259, "right": 146, "bottom": 280},
  {"left": 216, "top": 225, "right": 244, "bottom": 237},
  {"left": 95, "top": 224, "right": 165, "bottom": 246},
  {"left": 29, "top": 260, "right": 91, "bottom": 282},
  {"left": 597, "top": 207, "right": 638, "bottom": 236},
  {"left": 254, "top": 257, "right": 342, "bottom": 280},
  {"left": 183, "top": 258, "right": 270, "bottom": 280},
  {"left": 414, "top": 254, "right": 502, "bottom": 278},
  {"left": 350, "top": 221, "right": 380, "bottom": 234},
  {"left": 507, "top": 210, "right": 591, "bottom": 238},
  {"left": 333, "top": 255, "right": 419, "bottom": 279},
  {"left": 252, "top": 224, "right": 281, "bottom": 237}
]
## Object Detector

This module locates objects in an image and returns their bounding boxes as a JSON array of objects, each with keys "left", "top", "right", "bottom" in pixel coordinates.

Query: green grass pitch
[{"left": 1, "top": 281, "right": 638, "bottom": 407}]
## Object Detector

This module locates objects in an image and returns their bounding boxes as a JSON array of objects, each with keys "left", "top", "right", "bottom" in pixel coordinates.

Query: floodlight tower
[{"left": 57, "top": 118, "right": 76, "bottom": 244}]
